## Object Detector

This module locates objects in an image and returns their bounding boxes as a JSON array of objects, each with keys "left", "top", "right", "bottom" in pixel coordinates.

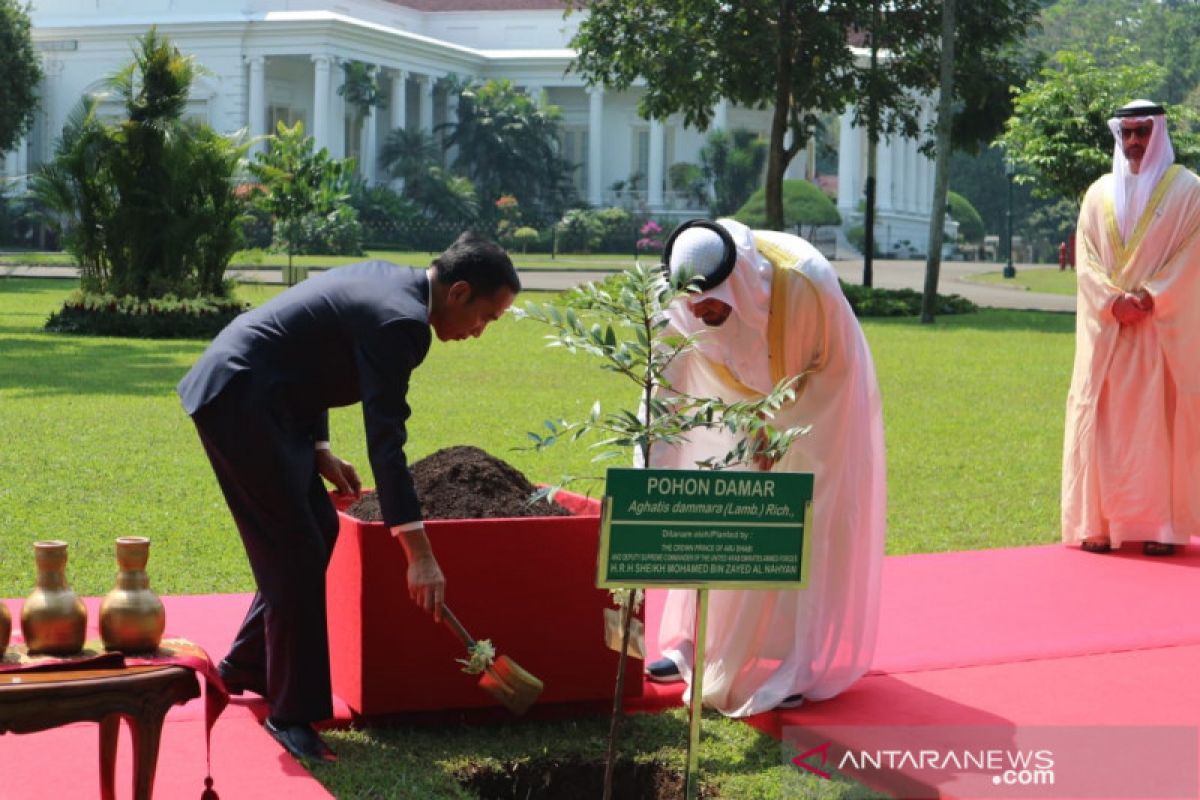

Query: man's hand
[
  {"left": 316, "top": 449, "right": 362, "bottom": 497},
  {"left": 406, "top": 555, "right": 446, "bottom": 621},
  {"left": 1112, "top": 290, "right": 1154, "bottom": 326},
  {"left": 394, "top": 527, "right": 445, "bottom": 622}
]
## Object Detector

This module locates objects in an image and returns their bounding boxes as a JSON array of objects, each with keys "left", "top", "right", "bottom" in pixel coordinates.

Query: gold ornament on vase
[
  {"left": 100, "top": 536, "right": 165, "bottom": 653},
  {"left": 21, "top": 540, "right": 87, "bottom": 655}
]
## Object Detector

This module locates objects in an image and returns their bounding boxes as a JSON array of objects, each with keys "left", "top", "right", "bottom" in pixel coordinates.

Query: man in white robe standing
[
  {"left": 645, "top": 218, "right": 886, "bottom": 716},
  {"left": 1063, "top": 99, "right": 1200, "bottom": 557}
]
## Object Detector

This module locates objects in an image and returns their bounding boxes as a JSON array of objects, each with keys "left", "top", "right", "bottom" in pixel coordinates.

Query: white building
[{"left": 10, "top": 0, "right": 949, "bottom": 254}]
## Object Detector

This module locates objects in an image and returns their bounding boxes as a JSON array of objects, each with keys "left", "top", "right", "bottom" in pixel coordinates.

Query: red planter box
[{"left": 326, "top": 490, "right": 643, "bottom": 716}]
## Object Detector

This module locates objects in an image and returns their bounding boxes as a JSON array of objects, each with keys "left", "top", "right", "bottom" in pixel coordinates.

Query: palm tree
[
  {"left": 439, "top": 78, "right": 576, "bottom": 222},
  {"left": 701, "top": 128, "right": 768, "bottom": 217},
  {"left": 379, "top": 127, "right": 478, "bottom": 223}
]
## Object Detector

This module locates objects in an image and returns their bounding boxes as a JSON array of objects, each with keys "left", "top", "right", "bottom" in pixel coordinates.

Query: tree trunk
[
  {"left": 862, "top": 0, "right": 881, "bottom": 287},
  {"left": 920, "top": 0, "right": 955, "bottom": 324},
  {"left": 766, "top": 0, "right": 798, "bottom": 231}
]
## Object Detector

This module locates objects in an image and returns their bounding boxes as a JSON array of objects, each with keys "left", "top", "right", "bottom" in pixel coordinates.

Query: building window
[
  {"left": 269, "top": 105, "right": 306, "bottom": 132},
  {"left": 561, "top": 127, "right": 588, "bottom": 195}
]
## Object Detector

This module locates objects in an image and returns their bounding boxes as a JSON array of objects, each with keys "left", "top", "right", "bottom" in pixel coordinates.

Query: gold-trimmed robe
[
  {"left": 1063, "top": 164, "right": 1200, "bottom": 546},
  {"left": 653, "top": 229, "right": 886, "bottom": 717}
]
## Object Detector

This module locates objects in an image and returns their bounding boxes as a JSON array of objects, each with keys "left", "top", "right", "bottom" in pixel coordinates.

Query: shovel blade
[{"left": 480, "top": 655, "right": 543, "bottom": 715}]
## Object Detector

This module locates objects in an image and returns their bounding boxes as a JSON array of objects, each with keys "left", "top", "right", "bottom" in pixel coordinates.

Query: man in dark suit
[{"left": 179, "top": 232, "right": 519, "bottom": 762}]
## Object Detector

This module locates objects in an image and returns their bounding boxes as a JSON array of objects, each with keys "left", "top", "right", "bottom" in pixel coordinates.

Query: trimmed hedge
[
  {"left": 734, "top": 180, "right": 841, "bottom": 229},
  {"left": 45, "top": 291, "right": 249, "bottom": 339},
  {"left": 839, "top": 280, "right": 977, "bottom": 317}
]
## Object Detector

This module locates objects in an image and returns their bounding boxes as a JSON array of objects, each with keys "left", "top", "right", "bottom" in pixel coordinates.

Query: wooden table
[{"left": 0, "top": 663, "right": 200, "bottom": 800}]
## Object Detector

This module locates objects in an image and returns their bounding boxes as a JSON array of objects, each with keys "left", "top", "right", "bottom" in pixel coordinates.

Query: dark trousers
[{"left": 191, "top": 375, "right": 339, "bottom": 723}]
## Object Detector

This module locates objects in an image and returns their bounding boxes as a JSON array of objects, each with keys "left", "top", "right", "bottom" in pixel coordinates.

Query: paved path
[{"left": 0, "top": 258, "right": 1077, "bottom": 313}]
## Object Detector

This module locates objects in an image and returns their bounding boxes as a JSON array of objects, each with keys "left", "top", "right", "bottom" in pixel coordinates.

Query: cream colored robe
[
  {"left": 1063, "top": 164, "right": 1200, "bottom": 546},
  {"left": 653, "top": 231, "right": 887, "bottom": 717}
]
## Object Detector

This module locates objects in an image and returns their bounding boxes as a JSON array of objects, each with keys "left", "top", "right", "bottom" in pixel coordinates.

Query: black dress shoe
[
  {"left": 217, "top": 659, "right": 267, "bottom": 697},
  {"left": 265, "top": 718, "right": 338, "bottom": 763},
  {"left": 777, "top": 693, "right": 805, "bottom": 710},
  {"left": 646, "top": 657, "right": 683, "bottom": 683}
]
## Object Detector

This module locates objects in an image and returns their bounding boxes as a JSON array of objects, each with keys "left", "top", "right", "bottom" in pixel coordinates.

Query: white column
[
  {"left": 445, "top": 85, "right": 460, "bottom": 167},
  {"left": 390, "top": 69, "right": 406, "bottom": 132},
  {"left": 713, "top": 98, "right": 728, "bottom": 132},
  {"left": 837, "top": 109, "right": 857, "bottom": 215},
  {"left": 784, "top": 128, "right": 804, "bottom": 181},
  {"left": 648, "top": 117, "right": 665, "bottom": 209},
  {"left": 16, "top": 137, "right": 28, "bottom": 187},
  {"left": 246, "top": 56, "right": 267, "bottom": 155},
  {"left": 39, "top": 58, "right": 65, "bottom": 167},
  {"left": 526, "top": 84, "right": 544, "bottom": 107},
  {"left": 587, "top": 86, "right": 604, "bottom": 206},
  {"left": 417, "top": 74, "right": 434, "bottom": 134},
  {"left": 331, "top": 60, "right": 347, "bottom": 159},
  {"left": 877, "top": 135, "right": 893, "bottom": 212},
  {"left": 311, "top": 55, "right": 332, "bottom": 151},
  {"left": 918, "top": 103, "right": 930, "bottom": 214},
  {"left": 361, "top": 66, "right": 378, "bottom": 182},
  {"left": 907, "top": 139, "right": 919, "bottom": 212}
]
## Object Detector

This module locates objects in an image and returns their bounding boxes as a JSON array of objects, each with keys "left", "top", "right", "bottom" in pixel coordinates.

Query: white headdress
[
  {"left": 664, "top": 218, "right": 774, "bottom": 393},
  {"left": 1107, "top": 99, "right": 1175, "bottom": 240}
]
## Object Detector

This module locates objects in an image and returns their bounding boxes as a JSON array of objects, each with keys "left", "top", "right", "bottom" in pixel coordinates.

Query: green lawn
[
  {"left": 0, "top": 277, "right": 1075, "bottom": 594},
  {"left": 965, "top": 265, "right": 1078, "bottom": 295},
  {"left": 0, "top": 276, "right": 1076, "bottom": 799}
]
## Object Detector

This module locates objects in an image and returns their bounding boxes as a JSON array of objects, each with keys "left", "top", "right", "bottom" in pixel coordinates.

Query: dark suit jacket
[{"left": 179, "top": 260, "right": 432, "bottom": 526}]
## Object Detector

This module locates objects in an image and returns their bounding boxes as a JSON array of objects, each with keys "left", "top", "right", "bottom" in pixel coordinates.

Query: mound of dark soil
[{"left": 345, "top": 445, "right": 571, "bottom": 521}]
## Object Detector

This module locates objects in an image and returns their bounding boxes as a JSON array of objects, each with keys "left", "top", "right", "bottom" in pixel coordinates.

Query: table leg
[
  {"left": 99, "top": 713, "right": 120, "bottom": 800},
  {"left": 130, "top": 711, "right": 167, "bottom": 800}
]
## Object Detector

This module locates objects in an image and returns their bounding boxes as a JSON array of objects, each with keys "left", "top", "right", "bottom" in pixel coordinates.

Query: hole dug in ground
[{"left": 456, "top": 758, "right": 720, "bottom": 800}]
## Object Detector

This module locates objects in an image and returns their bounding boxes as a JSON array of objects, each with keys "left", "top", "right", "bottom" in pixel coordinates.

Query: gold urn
[
  {"left": 0, "top": 600, "right": 11, "bottom": 657},
  {"left": 100, "top": 536, "right": 165, "bottom": 653},
  {"left": 21, "top": 540, "right": 87, "bottom": 655}
]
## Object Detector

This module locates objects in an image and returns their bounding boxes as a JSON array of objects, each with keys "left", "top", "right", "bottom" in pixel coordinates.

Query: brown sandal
[
  {"left": 1080, "top": 539, "right": 1112, "bottom": 553},
  {"left": 1142, "top": 541, "right": 1176, "bottom": 556}
]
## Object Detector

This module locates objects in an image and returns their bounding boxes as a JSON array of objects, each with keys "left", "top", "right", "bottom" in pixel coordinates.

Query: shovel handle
[{"left": 439, "top": 604, "right": 476, "bottom": 649}]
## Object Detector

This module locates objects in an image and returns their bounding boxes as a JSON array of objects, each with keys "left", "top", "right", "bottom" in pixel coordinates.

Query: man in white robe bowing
[
  {"left": 644, "top": 218, "right": 886, "bottom": 716},
  {"left": 1064, "top": 99, "right": 1200, "bottom": 557}
]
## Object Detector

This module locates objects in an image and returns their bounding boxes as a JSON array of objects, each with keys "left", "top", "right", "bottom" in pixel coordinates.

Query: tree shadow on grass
[{"left": 0, "top": 333, "right": 202, "bottom": 398}]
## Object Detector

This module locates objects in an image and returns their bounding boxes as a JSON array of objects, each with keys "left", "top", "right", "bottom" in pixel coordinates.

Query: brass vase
[
  {"left": 0, "top": 600, "right": 11, "bottom": 657},
  {"left": 21, "top": 540, "right": 87, "bottom": 655},
  {"left": 100, "top": 536, "right": 165, "bottom": 653}
]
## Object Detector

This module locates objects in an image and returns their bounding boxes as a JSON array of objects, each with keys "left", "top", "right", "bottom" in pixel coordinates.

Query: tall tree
[
  {"left": 0, "top": 0, "right": 41, "bottom": 155},
  {"left": 997, "top": 49, "right": 1200, "bottom": 206},
  {"left": 569, "top": 0, "right": 860, "bottom": 231},
  {"left": 249, "top": 121, "right": 359, "bottom": 283},
  {"left": 920, "top": 0, "right": 955, "bottom": 324},
  {"left": 853, "top": 0, "right": 1040, "bottom": 285},
  {"left": 338, "top": 60, "right": 385, "bottom": 176},
  {"left": 29, "top": 29, "right": 249, "bottom": 299}
]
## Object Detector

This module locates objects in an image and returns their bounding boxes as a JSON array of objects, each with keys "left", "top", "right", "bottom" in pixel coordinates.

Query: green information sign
[{"left": 597, "top": 467, "right": 813, "bottom": 589}]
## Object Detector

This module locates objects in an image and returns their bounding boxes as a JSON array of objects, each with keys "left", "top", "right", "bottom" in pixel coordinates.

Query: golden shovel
[{"left": 440, "top": 604, "right": 544, "bottom": 715}]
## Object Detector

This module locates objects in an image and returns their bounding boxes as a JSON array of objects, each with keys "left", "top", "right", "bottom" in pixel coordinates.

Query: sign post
[{"left": 598, "top": 467, "right": 813, "bottom": 799}]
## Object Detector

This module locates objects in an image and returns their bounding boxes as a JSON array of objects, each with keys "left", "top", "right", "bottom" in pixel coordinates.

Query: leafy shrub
[
  {"left": 556, "top": 208, "right": 606, "bottom": 253},
  {"left": 44, "top": 290, "right": 249, "bottom": 338},
  {"left": 838, "top": 281, "right": 977, "bottom": 317},
  {"left": 512, "top": 226, "right": 539, "bottom": 252},
  {"left": 281, "top": 206, "right": 365, "bottom": 256},
  {"left": 734, "top": 180, "right": 841, "bottom": 230},
  {"left": 947, "top": 191, "right": 985, "bottom": 243}
]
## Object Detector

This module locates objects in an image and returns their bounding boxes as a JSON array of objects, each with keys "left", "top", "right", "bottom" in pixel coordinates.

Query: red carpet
[{"left": 2, "top": 541, "right": 1197, "bottom": 798}]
